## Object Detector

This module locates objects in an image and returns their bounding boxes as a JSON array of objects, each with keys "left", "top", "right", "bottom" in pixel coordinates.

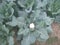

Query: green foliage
[
  {"left": 0, "top": 0, "right": 54, "bottom": 45},
  {"left": 18, "top": 0, "right": 34, "bottom": 8},
  {"left": 8, "top": 36, "right": 14, "bottom": 45},
  {"left": 51, "top": 0, "right": 60, "bottom": 12},
  {"left": 47, "top": 0, "right": 60, "bottom": 23}
]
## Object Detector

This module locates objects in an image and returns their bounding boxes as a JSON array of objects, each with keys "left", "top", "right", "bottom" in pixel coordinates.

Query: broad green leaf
[
  {"left": 6, "top": 16, "right": 17, "bottom": 26},
  {"left": 18, "top": 0, "right": 34, "bottom": 8},
  {"left": 18, "top": 28, "right": 29, "bottom": 36},
  {"left": 8, "top": 36, "right": 14, "bottom": 45},
  {"left": 21, "top": 34, "right": 36, "bottom": 45},
  {"left": 25, "top": 0, "right": 34, "bottom": 8},
  {"left": 37, "top": 30, "right": 49, "bottom": 41},
  {"left": 18, "top": 11, "right": 27, "bottom": 17},
  {"left": 6, "top": 0, "right": 16, "bottom": 2},
  {"left": 36, "top": 0, "right": 48, "bottom": 8},
  {"left": 2, "top": 25, "right": 9, "bottom": 34},
  {"left": 39, "top": 21, "right": 46, "bottom": 28},
  {"left": 0, "top": 14, "right": 4, "bottom": 23},
  {"left": 18, "top": 0, "right": 26, "bottom": 8},
  {"left": 51, "top": 0, "right": 60, "bottom": 12},
  {"left": 17, "top": 17, "right": 26, "bottom": 28},
  {"left": 44, "top": 17, "right": 53, "bottom": 25},
  {"left": 46, "top": 25, "right": 53, "bottom": 34},
  {"left": 55, "top": 15, "right": 60, "bottom": 23},
  {"left": 21, "top": 35, "right": 30, "bottom": 45},
  {"left": 28, "top": 34, "right": 36, "bottom": 44}
]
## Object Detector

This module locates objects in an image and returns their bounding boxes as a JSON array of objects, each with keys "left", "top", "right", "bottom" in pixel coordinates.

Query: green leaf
[
  {"left": 2, "top": 25, "right": 9, "bottom": 34},
  {"left": 55, "top": 15, "right": 60, "bottom": 23},
  {"left": 25, "top": 0, "right": 34, "bottom": 8},
  {"left": 46, "top": 25, "right": 53, "bottom": 34},
  {"left": 44, "top": 17, "right": 53, "bottom": 25},
  {"left": 18, "top": 28, "right": 29, "bottom": 36},
  {"left": 8, "top": 36, "right": 14, "bottom": 45},
  {"left": 21, "top": 35, "right": 30, "bottom": 45},
  {"left": 21, "top": 34, "right": 36, "bottom": 45},
  {"left": 18, "top": 11, "right": 28, "bottom": 17},
  {"left": 18, "top": 0, "right": 34, "bottom": 8},
  {"left": 29, "top": 34, "right": 36, "bottom": 44},
  {"left": 36, "top": 0, "right": 47, "bottom": 8},
  {"left": 38, "top": 30, "right": 49, "bottom": 41},
  {"left": 39, "top": 21, "right": 46, "bottom": 28},
  {"left": 0, "top": 14, "right": 4, "bottom": 23},
  {"left": 17, "top": 17, "right": 26, "bottom": 28},
  {"left": 51, "top": 0, "right": 60, "bottom": 12},
  {"left": 6, "top": 16, "right": 17, "bottom": 26},
  {"left": 18, "top": 0, "right": 26, "bottom": 8},
  {"left": 6, "top": 0, "right": 16, "bottom": 2}
]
